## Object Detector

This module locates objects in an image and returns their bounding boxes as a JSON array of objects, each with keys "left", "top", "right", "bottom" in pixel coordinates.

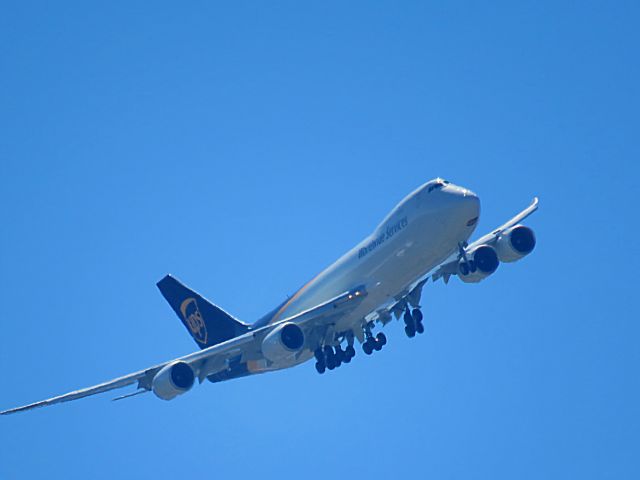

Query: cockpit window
[{"left": 427, "top": 179, "right": 449, "bottom": 193}]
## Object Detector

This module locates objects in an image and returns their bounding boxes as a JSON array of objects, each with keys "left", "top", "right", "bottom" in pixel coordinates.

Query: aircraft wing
[
  {"left": 432, "top": 197, "right": 539, "bottom": 282},
  {"left": 0, "top": 367, "right": 162, "bottom": 415},
  {"left": 466, "top": 197, "right": 539, "bottom": 251},
  {"left": 0, "top": 335, "right": 254, "bottom": 415},
  {"left": 1, "top": 286, "right": 367, "bottom": 415}
]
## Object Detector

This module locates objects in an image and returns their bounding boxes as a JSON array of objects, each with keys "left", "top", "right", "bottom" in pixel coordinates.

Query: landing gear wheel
[
  {"left": 324, "top": 346, "right": 336, "bottom": 369},
  {"left": 363, "top": 340, "right": 374, "bottom": 355},
  {"left": 326, "top": 357, "right": 336, "bottom": 370},
  {"left": 376, "top": 332, "right": 387, "bottom": 346},
  {"left": 338, "top": 347, "right": 349, "bottom": 362},
  {"left": 405, "top": 325, "right": 416, "bottom": 338},
  {"left": 345, "top": 345, "right": 356, "bottom": 359},
  {"left": 373, "top": 339, "right": 383, "bottom": 351},
  {"left": 404, "top": 308, "right": 416, "bottom": 338},
  {"left": 412, "top": 309, "right": 423, "bottom": 323},
  {"left": 315, "top": 362, "right": 326, "bottom": 374},
  {"left": 338, "top": 345, "right": 352, "bottom": 363},
  {"left": 416, "top": 321, "right": 424, "bottom": 334},
  {"left": 334, "top": 348, "right": 345, "bottom": 364}
]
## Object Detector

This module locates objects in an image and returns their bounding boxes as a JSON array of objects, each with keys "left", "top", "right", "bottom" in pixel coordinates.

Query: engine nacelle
[
  {"left": 458, "top": 245, "right": 499, "bottom": 283},
  {"left": 152, "top": 361, "right": 195, "bottom": 401},
  {"left": 261, "top": 322, "right": 305, "bottom": 363},
  {"left": 495, "top": 225, "right": 536, "bottom": 262}
]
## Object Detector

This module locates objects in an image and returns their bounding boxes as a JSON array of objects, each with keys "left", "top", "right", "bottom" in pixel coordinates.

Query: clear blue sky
[{"left": 1, "top": 1, "right": 638, "bottom": 478}]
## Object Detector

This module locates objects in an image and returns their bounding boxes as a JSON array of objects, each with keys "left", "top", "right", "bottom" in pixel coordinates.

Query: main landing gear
[
  {"left": 314, "top": 323, "right": 389, "bottom": 374},
  {"left": 314, "top": 342, "right": 356, "bottom": 374},
  {"left": 404, "top": 307, "right": 424, "bottom": 338},
  {"left": 314, "top": 307, "right": 425, "bottom": 374},
  {"left": 362, "top": 326, "right": 387, "bottom": 355}
]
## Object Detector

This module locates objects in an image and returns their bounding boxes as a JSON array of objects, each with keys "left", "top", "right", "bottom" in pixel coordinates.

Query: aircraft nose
[
  {"left": 446, "top": 184, "right": 480, "bottom": 221},
  {"left": 464, "top": 190, "right": 480, "bottom": 218}
]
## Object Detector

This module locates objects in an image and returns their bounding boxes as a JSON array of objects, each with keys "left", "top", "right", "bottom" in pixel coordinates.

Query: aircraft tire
[{"left": 323, "top": 346, "right": 335, "bottom": 369}]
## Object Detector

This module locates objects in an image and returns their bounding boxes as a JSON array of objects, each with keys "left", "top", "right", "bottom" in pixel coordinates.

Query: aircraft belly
[{"left": 209, "top": 350, "right": 314, "bottom": 383}]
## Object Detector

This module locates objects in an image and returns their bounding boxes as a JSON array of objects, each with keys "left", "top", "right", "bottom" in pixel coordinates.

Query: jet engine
[
  {"left": 152, "top": 361, "right": 195, "bottom": 401},
  {"left": 458, "top": 245, "right": 499, "bottom": 283},
  {"left": 495, "top": 225, "right": 536, "bottom": 262},
  {"left": 262, "top": 323, "right": 305, "bottom": 363}
]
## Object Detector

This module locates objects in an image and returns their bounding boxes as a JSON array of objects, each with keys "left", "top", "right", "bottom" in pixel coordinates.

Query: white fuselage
[{"left": 259, "top": 181, "right": 481, "bottom": 370}]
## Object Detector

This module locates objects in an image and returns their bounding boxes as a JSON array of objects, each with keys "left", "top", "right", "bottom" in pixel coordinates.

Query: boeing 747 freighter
[{"left": 1, "top": 179, "right": 538, "bottom": 414}]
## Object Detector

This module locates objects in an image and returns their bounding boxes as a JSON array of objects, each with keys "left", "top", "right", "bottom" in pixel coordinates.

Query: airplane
[{"left": 1, "top": 178, "right": 538, "bottom": 414}]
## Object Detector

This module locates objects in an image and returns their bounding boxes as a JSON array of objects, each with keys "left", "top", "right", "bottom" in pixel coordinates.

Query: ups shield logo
[{"left": 180, "top": 298, "right": 208, "bottom": 345}]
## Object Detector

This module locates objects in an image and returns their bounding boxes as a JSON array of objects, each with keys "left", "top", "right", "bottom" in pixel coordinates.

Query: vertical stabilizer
[{"left": 157, "top": 275, "right": 249, "bottom": 349}]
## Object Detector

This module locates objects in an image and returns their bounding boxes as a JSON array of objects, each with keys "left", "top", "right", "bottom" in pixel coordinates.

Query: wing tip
[{"left": 1, "top": 405, "right": 33, "bottom": 416}]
